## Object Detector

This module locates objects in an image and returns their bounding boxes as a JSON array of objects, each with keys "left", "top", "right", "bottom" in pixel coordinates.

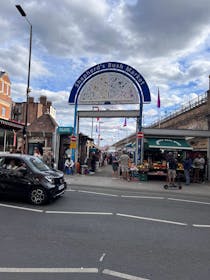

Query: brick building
[
  {"left": 0, "top": 71, "right": 12, "bottom": 120},
  {"left": 26, "top": 113, "right": 58, "bottom": 156},
  {"left": 12, "top": 95, "right": 56, "bottom": 125},
  {"left": 0, "top": 72, "right": 24, "bottom": 152}
]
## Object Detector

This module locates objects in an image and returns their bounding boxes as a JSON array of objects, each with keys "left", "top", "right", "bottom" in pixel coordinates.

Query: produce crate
[{"left": 139, "top": 173, "right": 148, "bottom": 181}]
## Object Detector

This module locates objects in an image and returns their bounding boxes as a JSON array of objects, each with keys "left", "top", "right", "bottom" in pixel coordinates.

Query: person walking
[
  {"left": 183, "top": 154, "right": 192, "bottom": 185},
  {"left": 118, "top": 150, "right": 130, "bottom": 181},
  {"left": 111, "top": 153, "right": 119, "bottom": 178}
]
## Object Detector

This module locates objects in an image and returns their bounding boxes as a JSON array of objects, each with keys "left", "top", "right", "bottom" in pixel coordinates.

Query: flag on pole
[
  {"left": 96, "top": 107, "right": 99, "bottom": 121},
  {"left": 123, "top": 118, "right": 127, "bottom": 127},
  {"left": 157, "top": 88, "right": 161, "bottom": 108}
]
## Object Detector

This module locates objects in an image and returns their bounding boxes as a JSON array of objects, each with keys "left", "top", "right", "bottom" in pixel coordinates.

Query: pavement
[{"left": 64, "top": 164, "right": 210, "bottom": 197}]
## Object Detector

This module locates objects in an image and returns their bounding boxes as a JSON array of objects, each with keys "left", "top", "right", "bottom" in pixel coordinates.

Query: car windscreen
[
  {"left": 30, "top": 157, "right": 51, "bottom": 172},
  {"left": 0, "top": 157, "right": 5, "bottom": 167}
]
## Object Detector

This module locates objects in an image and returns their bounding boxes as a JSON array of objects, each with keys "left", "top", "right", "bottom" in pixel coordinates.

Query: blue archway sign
[
  {"left": 69, "top": 62, "right": 151, "bottom": 105},
  {"left": 69, "top": 62, "right": 151, "bottom": 163}
]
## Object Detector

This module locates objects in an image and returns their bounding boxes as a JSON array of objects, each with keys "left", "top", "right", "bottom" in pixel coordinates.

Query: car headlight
[{"left": 45, "top": 176, "right": 55, "bottom": 184}]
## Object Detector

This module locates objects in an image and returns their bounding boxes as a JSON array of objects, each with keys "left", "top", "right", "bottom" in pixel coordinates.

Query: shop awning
[{"left": 146, "top": 138, "right": 193, "bottom": 150}]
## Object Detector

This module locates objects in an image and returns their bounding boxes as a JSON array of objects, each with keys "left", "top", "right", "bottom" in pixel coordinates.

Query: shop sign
[
  {"left": 70, "top": 135, "right": 77, "bottom": 149},
  {"left": 57, "top": 126, "right": 73, "bottom": 135}
]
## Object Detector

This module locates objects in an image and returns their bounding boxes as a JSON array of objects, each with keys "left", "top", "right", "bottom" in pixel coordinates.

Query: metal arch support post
[
  {"left": 72, "top": 103, "right": 78, "bottom": 162},
  {"left": 138, "top": 102, "right": 143, "bottom": 164},
  {"left": 207, "top": 137, "right": 210, "bottom": 181}
]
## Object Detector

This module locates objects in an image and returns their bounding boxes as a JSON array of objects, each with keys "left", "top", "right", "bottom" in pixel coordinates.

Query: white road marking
[
  {"left": 192, "top": 224, "right": 210, "bottom": 228},
  {"left": 103, "top": 269, "right": 150, "bottom": 280},
  {"left": 45, "top": 211, "right": 113, "bottom": 215},
  {"left": 77, "top": 190, "right": 118, "bottom": 197},
  {"left": 0, "top": 267, "right": 98, "bottom": 273},
  {"left": 121, "top": 195, "right": 164, "bottom": 200},
  {"left": 117, "top": 213, "right": 187, "bottom": 226},
  {"left": 99, "top": 253, "right": 106, "bottom": 262},
  {"left": 168, "top": 198, "right": 210, "bottom": 205},
  {"left": 0, "top": 203, "right": 43, "bottom": 213}
]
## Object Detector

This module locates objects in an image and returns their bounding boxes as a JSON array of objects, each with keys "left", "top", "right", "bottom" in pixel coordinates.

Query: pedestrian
[
  {"left": 90, "top": 152, "right": 96, "bottom": 172},
  {"left": 43, "top": 150, "right": 52, "bottom": 167},
  {"left": 118, "top": 150, "right": 130, "bottom": 181},
  {"left": 64, "top": 157, "right": 74, "bottom": 175},
  {"left": 64, "top": 157, "right": 71, "bottom": 175},
  {"left": 192, "top": 154, "right": 200, "bottom": 183},
  {"left": 33, "top": 147, "right": 42, "bottom": 159},
  {"left": 69, "top": 157, "right": 75, "bottom": 175},
  {"left": 112, "top": 153, "right": 119, "bottom": 178},
  {"left": 183, "top": 154, "right": 192, "bottom": 185},
  {"left": 166, "top": 152, "right": 177, "bottom": 186},
  {"left": 198, "top": 153, "right": 205, "bottom": 183}
]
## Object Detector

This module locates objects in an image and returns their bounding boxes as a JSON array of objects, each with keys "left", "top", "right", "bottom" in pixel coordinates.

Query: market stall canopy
[{"left": 146, "top": 138, "right": 193, "bottom": 150}]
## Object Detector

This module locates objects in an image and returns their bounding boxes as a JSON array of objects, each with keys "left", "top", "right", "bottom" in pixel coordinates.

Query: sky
[{"left": 1, "top": 0, "right": 210, "bottom": 147}]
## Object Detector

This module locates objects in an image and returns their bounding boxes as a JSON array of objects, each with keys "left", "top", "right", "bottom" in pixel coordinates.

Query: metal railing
[{"left": 148, "top": 92, "right": 208, "bottom": 127}]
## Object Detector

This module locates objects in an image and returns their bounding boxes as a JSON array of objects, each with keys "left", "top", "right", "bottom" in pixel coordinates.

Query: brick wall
[{"left": 0, "top": 72, "right": 12, "bottom": 120}]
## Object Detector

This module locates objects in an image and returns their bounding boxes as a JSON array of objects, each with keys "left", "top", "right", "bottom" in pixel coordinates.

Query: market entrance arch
[{"left": 69, "top": 62, "right": 151, "bottom": 163}]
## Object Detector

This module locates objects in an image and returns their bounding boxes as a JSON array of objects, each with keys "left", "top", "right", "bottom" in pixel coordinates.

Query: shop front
[
  {"left": 0, "top": 118, "right": 24, "bottom": 152},
  {"left": 142, "top": 137, "right": 193, "bottom": 180}
]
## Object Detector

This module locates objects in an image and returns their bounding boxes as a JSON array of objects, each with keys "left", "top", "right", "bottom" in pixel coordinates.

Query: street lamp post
[
  {"left": 91, "top": 106, "right": 99, "bottom": 138},
  {"left": 16, "top": 5, "right": 32, "bottom": 153},
  {"left": 98, "top": 121, "right": 103, "bottom": 147}
]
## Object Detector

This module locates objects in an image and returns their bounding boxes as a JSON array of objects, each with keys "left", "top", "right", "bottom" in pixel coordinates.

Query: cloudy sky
[{"left": 1, "top": 0, "right": 210, "bottom": 147}]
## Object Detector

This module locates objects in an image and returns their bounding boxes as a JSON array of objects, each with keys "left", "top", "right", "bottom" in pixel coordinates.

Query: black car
[{"left": 0, "top": 153, "right": 67, "bottom": 205}]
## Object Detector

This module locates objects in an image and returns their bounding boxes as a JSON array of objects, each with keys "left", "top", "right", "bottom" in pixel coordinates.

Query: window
[
  {"left": 6, "top": 84, "right": 10, "bottom": 96},
  {"left": 1, "top": 107, "right": 6, "bottom": 117}
]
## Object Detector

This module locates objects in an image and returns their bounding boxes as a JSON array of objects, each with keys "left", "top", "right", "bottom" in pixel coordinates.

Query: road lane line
[
  {"left": 77, "top": 190, "right": 118, "bottom": 197},
  {"left": 0, "top": 267, "right": 98, "bottom": 273},
  {"left": 45, "top": 211, "right": 113, "bottom": 215},
  {"left": 168, "top": 198, "right": 210, "bottom": 205},
  {"left": 117, "top": 213, "right": 187, "bottom": 226},
  {"left": 103, "top": 269, "right": 150, "bottom": 280},
  {"left": 0, "top": 203, "right": 43, "bottom": 213},
  {"left": 192, "top": 224, "right": 210, "bottom": 228},
  {"left": 121, "top": 195, "right": 164, "bottom": 199}
]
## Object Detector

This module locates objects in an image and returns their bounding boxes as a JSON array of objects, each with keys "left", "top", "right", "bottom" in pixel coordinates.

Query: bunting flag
[
  {"left": 123, "top": 118, "right": 127, "bottom": 127},
  {"left": 157, "top": 88, "right": 161, "bottom": 108}
]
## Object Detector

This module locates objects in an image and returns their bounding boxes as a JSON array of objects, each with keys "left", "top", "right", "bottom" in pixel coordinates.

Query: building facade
[
  {"left": 12, "top": 95, "right": 56, "bottom": 125},
  {"left": 0, "top": 71, "right": 12, "bottom": 120}
]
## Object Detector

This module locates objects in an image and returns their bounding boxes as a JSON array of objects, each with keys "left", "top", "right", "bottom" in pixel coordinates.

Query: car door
[
  {"left": 1, "top": 157, "right": 31, "bottom": 198},
  {"left": 0, "top": 157, "right": 9, "bottom": 193}
]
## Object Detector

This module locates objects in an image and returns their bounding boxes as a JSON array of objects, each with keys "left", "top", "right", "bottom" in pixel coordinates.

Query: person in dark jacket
[
  {"left": 183, "top": 154, "right": 192, "bottom": 185},
  {"left": 167, "top": 152, "right": 177, "bottom": 185}
]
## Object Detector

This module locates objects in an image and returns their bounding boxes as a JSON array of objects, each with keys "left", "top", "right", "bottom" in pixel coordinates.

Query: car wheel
[{"left": 29, "top": 187, "right": 48, "bottom": 205}]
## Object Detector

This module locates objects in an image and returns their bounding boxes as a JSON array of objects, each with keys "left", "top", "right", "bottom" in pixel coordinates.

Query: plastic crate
[{"left": 139, "top": 173, "right": 148, "bottom": 181}]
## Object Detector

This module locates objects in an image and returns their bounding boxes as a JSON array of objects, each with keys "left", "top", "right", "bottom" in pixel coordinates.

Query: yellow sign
[{"left": 70, "top": 141, "right": 76, "bottom": 149}]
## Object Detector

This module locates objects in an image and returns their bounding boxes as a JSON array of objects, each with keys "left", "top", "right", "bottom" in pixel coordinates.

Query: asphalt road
[{"left": 0, "top": 179, "right": 210, "bottom": 280}]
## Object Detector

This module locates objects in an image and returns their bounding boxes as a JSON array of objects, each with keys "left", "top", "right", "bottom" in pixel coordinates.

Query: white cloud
[{"left": 1, "top": 0, "right": 210, "bottom": 146}]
